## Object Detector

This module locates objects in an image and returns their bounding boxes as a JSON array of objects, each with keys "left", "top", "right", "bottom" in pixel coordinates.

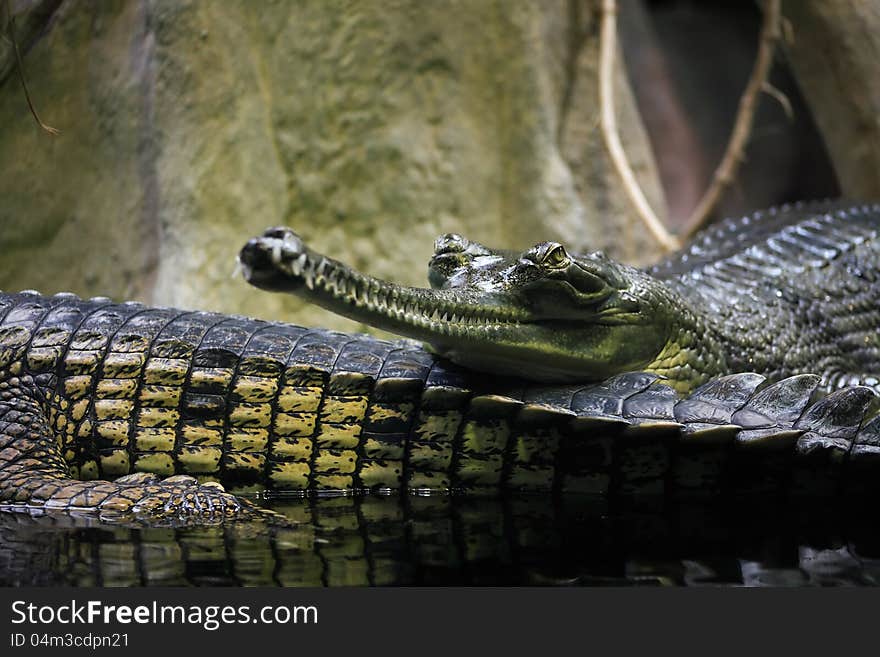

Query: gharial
[{"left": 1, "top": 200, "right": 879, "bottom": 525}]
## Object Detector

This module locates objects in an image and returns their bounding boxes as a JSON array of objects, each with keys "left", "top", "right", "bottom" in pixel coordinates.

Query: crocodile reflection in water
[{"left": 2, "top": 497, "right": 879, "bottom": 586}]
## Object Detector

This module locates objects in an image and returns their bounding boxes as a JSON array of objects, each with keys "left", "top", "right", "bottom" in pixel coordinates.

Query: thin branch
[
  {"left": 5, "top": 0, "right": 58, "bottom": 135},
  {"left": 681, "top": 0, "right": 780, "bottom": 240},
  {"left": 599, "top": 0, "right": 679, "bottom": 252}
]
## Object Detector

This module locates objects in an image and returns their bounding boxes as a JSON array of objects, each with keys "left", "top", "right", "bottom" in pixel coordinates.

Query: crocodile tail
[
  {"left": 513, "top": 371, "right": 879, "bottom": 496},
  {"left": 0, "top": 368, "right": 286, "bottom": 526}
]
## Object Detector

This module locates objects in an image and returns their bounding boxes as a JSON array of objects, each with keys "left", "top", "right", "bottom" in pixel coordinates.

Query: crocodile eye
[{"left": 541, "top": 244, "right": 569, "bottom": 269}]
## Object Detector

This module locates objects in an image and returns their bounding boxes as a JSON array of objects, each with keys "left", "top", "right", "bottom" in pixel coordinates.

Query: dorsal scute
[
  {"left": 850, "top": 414, "right": 880, "bottom": 465},
  {"left": 731, "top": 374, "right": 821, "bottom": 428},
  {"left": 675, "top": 373, "right": 766, "bottom": 419},
  {"left": 794, "top": 386, "right": 877, "bottom": 438},
  {"left": 569, "top": 372, "right": 661, "bottom": 418}
]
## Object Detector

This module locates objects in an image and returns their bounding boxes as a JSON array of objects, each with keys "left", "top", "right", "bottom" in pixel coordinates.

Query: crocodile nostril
[{"left": 238, "top": 239, "right": 270, "bottom": 269}]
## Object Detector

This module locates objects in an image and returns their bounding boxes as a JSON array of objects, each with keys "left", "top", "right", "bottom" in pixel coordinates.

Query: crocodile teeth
[
  {"left": 340, "top": 275, "right": 352, "bottom": 296},
  {"left": 290, "top": 254, "right": 307, "bottom": 276},
  {"left": 231, "top": 257, "right": 244, "bottom": 280}
]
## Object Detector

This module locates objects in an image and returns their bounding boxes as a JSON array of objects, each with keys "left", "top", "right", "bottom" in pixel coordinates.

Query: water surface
[{"left": 2, "top": 495, "right": 878, "bottom": 586}]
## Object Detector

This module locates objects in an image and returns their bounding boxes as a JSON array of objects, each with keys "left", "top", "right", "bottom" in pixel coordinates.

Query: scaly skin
[
  {"left": 0, "top": 201, "right": 879, "bottom": 524},
  {"left": 240, "top": 201, "right": 880, "bottom": 394},
  {"left": 0, "top": 294, "right": 879, "bottom": 521}
]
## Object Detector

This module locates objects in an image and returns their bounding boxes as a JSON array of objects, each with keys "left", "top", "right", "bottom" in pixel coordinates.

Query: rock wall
[
  {"left": 0, "top": 0, "right": 664, "bottom": 332},
  {"left": 782, "top": 0, "right": 880, "bottom": 201}
]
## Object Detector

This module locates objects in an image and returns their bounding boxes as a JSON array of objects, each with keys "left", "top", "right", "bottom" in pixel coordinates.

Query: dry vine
[
  {"left": 599, "top": 0, "right": 783, "bottom": 248},
  {"left": 4, "top": 0, "right": 58, "bottom": 135},
  {"left": 680, "top": 0, "right": 781, "bottom": 239},
  {"left": 599, "top": 0, "right": 679, "bottom": 251}
]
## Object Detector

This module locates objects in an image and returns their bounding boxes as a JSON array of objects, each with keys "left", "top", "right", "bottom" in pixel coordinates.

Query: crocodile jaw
[{"left": 239, "top": 228, "right": 672, "bottom": 383}]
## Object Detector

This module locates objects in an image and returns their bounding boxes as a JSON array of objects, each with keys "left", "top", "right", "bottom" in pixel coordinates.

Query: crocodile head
[{"left": 239, "top": 228, "right": 680, "bottom": 383}]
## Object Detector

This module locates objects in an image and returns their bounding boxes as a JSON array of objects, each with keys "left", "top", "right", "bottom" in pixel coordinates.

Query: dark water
[{"left": 2, "top": 494, "right": 879, "bottom": 586}]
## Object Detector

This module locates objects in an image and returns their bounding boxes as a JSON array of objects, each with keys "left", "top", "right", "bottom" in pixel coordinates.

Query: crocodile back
[
  {"left": 649, "top": 200, "right": 880, "bottom": 280},
  {"left": 648, "top": 201, "right": 880, "bottom": 389}
]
